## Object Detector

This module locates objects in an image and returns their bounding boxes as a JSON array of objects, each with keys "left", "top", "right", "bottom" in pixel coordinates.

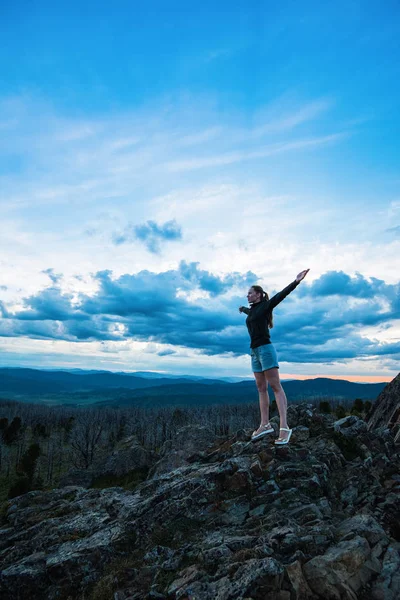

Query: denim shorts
[{"left": 251, "top": 343, "right": 279, "bottom": 373}]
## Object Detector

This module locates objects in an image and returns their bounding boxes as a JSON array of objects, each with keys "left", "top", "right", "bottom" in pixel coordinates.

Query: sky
[{"left": 0, "top": 0, "right": 399, "bottom": 382}]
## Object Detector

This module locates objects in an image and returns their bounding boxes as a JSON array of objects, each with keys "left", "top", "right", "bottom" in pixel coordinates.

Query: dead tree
[{"left": 69, "top": 410, "right": 106, "bottom": 469}]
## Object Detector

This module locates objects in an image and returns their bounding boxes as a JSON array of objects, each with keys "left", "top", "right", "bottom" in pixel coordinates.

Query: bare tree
[{"left": 69, "top": 409, "right": 107, "bottom": 469}]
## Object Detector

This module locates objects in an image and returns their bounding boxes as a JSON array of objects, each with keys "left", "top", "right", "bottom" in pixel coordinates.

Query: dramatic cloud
[
  {"left": 0, "top": 267, "right": 399, "bottom": 367},
  {"left": 304, "top": 271, "right": 392, "bottom": 299},
  {"left": 178, "top": 261, "right": 256, "bottom": 297}
]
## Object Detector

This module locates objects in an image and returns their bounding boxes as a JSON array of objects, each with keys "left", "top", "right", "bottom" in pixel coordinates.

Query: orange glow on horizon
[{"left": 280, "top": 373, "right": 393, "bottom": 383}]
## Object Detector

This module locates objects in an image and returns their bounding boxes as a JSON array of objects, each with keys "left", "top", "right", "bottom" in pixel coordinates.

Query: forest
[{"left": 0, "top": 395, "right": 371, "bottom": 504}]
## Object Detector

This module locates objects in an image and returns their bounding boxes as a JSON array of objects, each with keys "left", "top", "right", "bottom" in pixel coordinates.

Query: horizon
[
  {"left": 0, "top": 363, "right": 393, "bottom": 384},
  {"left": 1, "top": 1, "right": 399, "bottom": 381}
]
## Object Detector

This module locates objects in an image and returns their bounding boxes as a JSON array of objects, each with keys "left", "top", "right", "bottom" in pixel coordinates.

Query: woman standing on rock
[{"left": 239, "top": 269, "right": 309, "bottom": 445}]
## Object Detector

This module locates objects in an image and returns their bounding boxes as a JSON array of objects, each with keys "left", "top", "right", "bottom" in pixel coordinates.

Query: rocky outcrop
[
  {"left": 149, "top": 425, "right": 217, "bottom": 477},
  {"left": 59, "top": 434, "right": 158, "bottom": 488},
  {"left": 98, "top": 435, "right": 157, "bottom": 480},
  {"left": 0, "top": 403, "right": 399, "bottom": 600},
  {"left": 367, "top": 373, "right": 400, "bottom": 443}
]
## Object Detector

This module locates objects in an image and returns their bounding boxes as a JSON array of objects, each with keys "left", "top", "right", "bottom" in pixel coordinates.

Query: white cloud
[
  {"left": 164, "top": 133, "right": 347, "bottom": 172},
  {"left": 252, "top": 98, "right": 333, "bottom": 136}
]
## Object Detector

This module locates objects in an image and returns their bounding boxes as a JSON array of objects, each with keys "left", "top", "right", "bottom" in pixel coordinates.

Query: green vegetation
[
  {"left": 319, "top": 400, "right": 332, "bottom": 414},
  {"left": 335, "top": 405, "right": 347, "bottom": 419}
]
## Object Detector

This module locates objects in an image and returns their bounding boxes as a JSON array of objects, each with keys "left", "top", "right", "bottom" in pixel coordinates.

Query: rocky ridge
[
  {"left": 367, "top": 373, "right": 400, "bottom": 443},
  {"left": 0, "top": 402, "right": 399, "bottom": 600}
]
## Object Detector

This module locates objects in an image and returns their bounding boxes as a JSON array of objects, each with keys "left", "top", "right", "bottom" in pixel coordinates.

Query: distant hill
[
  {"left": 0, "top": 367, "right": 228, "bottom": 395},
  {"left": 0, "top": 367, "right": 387, "bottom": 407},
  {"left": 91, "top": 377, "right": 386, "bottom": 409}
]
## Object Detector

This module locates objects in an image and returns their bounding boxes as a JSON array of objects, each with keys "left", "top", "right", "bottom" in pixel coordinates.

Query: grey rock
[
  {"left": 367, "top": 373, "right": 400, "bottom": 440},
  {"left": 292, "top": 425, "right": 310, "bottom": 442},
  {"left": 336, "top": 514, "right": 389, "bottom": 547},
  {"left": 223, "top": 535, "right": 258, "bottom": 551},
  {"left": 101, "top": 440, "right": 156, "bottom": 476},
  {"left": 59, "top": 436, "right": 156, "bottom": 488},
  {"left": 286, "top": 559, "right": 315, "bottom": 599},
  {"left": 143, "top": 545, "right": 175, "bottom": 565},
  {"left": 219, "top": 498, "right": 250, "bottom": 525},
  {"left": 289, "top": 503, "right": 324, "bottom": 524},
  {"left": 303, "top": 536, "right": 380, "bottom": 599},
  {"left": 167, "top": 564, "right": 207, "bottom": 597},
  {"left": 214, "top": 557, "right": 284, "bottom": 599},
  {"left": 334, "top": 415, "right": 368, "bottom": 437},
  {"left": 150, "top": 425, "right": 216, "bottom": 476},
  {"left": 201, "top": 544, "right": 232, "bottom": 566},
  {"left": 369, "top": 542, "right": 400, "bottom": 600}
]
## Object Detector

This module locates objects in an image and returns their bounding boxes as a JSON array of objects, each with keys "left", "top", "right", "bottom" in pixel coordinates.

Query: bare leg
[
  {"left": 252, "top": 371, "right": 270, "bottom": 436},
  {"left": 265, "top": 368, "right": 290, "bottom": 441}
]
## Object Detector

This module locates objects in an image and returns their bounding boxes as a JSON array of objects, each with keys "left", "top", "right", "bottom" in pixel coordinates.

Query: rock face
[
  {"left": 0, "top": 403, "right": 399, "bottom": 600},
  {"left": 59, "top": 434, "right": 158, "bottom": 488},
  {"left": 367, "top": 373, "right": 400, "bottom": 443},
  {"left": 149, "top": 424, "right": 217, "bottom": 477}
]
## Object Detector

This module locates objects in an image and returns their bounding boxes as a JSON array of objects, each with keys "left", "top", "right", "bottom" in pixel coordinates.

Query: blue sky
[{"left": 0, "top": 1, "right": 399, "bottom": 380}]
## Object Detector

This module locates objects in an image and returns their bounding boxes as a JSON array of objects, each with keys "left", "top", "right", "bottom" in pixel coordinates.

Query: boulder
[
  {"left": 336, "top": 514, "right": 389, "bottom": 547},
  {"left": 59, "top": 436, "right": 157, "bottom": 488},
  {"left": 303, "top": 536, "right": 381, "bottom": 599},
  {"left": 100, "top": 439, "right": 157, "bottom": 476},
  {"left": 286, "top": 560, "right": 315, "bottom": 599},
  {"left": 333, "top": 415, "right": 368, "bottom": 437},
  {"left": 149, "top": 425, "right": 216, "bottom": 477},
  {"left": 369, "top": 542, "right": 400, "bottom": 600}
]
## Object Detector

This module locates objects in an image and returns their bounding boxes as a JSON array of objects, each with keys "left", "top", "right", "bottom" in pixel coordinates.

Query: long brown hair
[{"left": 251, "top": 285, "right": 274, "bottom": 328}]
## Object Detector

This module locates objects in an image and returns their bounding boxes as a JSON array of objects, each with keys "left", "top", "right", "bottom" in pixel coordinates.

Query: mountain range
[{"left": 0, "top": 367, "right": 387, "bottom": 407}]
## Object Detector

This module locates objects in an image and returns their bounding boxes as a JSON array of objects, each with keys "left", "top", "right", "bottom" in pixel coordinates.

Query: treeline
[
  {"left": 319, "top": 398, "right": 372, "bottom": 418},
  {"left": 0, "top": 398, "right": 262, "bottom": 501},
  {"left": 0, "top": 396, "right": 366, "bottom": 502}
]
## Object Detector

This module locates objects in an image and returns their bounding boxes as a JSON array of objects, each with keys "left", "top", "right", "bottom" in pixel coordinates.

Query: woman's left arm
[{"left": 268, "top": 269, "right": 309, "bottom": 309}]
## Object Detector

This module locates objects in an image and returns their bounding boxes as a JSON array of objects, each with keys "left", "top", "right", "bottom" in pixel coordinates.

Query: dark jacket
[{"left": 243, "top": 280, "right": 299, "bottom": 348}]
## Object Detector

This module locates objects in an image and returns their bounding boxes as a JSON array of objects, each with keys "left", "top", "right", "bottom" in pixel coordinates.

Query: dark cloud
[
  {"left": 303, "top": 270, "right": 389, "bottom": 299},
  {"left": 179, "top": 261, "right": 256, "bottom": 297},
  {"left": 16, "top": 288, "right": 83, "bottom": 322},
  {"left": 0, "top": 266, "right": 399, "bottom": 365},
  {"left": 113, "top": 219, "right": 183, "bottom": 253},
  {"left": 157, "top": 349, "right": 176, "bottom": 356}
]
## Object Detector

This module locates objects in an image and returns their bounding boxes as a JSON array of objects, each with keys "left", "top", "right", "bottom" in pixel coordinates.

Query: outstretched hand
[{"left": 296, "top": 269, "right": 310, "bottom": 283}]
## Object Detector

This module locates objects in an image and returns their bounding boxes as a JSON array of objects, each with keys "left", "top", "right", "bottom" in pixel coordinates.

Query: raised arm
[
  {"left": 268, "top": 269, "right": 309, "bottom": 310},
  {"left": 239, "top": 306, "right": 250, "bottom": 315},
  {"left": 268, "top": 281, "right": 299, "bottom": 309}
]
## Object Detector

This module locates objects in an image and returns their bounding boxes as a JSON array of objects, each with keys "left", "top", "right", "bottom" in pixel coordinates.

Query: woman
[{"left": 239, "top": 269, "right": 309, "bottom": 445}]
